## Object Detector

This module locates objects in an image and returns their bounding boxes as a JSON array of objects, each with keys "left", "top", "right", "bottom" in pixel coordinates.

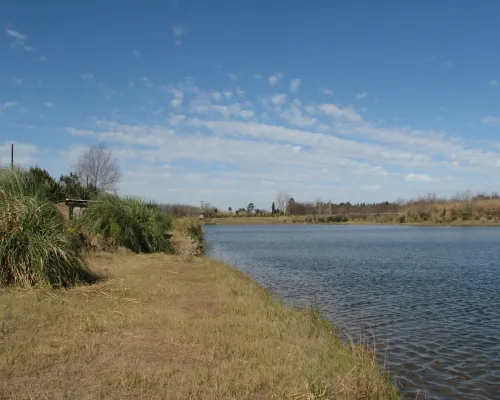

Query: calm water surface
[{"left": 205, "top": 225, "right": 500, "bottom": 400}]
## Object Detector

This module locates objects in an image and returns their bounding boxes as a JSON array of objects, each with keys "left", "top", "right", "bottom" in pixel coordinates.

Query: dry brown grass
[
  {"left": 216, "top": 216, "right": 298, "bottom": 225},
  {"left": 0, "top": 252, "right": 398, "bottom": 400}
]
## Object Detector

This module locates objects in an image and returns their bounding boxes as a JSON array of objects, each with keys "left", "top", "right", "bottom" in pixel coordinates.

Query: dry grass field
[{"left": 0, "top": 251, "right": 398, "bottom": 400}]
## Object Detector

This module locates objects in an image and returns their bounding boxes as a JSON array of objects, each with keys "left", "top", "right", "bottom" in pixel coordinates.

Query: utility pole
[{"left": 11, "top": 144, "right": 14, "bottom": 169}]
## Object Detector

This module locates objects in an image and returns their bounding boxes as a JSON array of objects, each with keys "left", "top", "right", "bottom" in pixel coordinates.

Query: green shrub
[
  {"left": 0, "top": 169, "right": 92, "bottom": 287},
  {"left": 80, "top": 194, "right": 173, "bottom": 253}
]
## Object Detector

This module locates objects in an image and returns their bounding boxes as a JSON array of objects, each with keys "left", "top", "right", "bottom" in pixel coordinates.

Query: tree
[
  {"left": 228, "top": 207, "right": 232, "bottom": 213},
  {"left": 75, "top": 142, "right": 121, "bottom": 192},
  {"left": 247, "top": 203, "right": 255, "bottom": 214},
  {"left": 288, "top": 197, "right": 296, "bottom": 215},
  {"left": 28, "top": 166, "right": 62, "bottom": 202},
  {"left": 271, "top": 202, "right": 276, "bottom": 215},
  {"left": 59, "top": 172, "right": 97, "bottom": 200},
  {"left": 276, "top": 191, "right": 290, "bottom": 216}
]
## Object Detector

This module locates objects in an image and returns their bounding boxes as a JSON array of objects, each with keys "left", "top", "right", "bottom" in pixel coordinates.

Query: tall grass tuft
[
  {"left": 172, "top": 217, "right": 204, "bottom": 244},
  {"left": 0, "top": 169, "right": 93, "bottom": 287},
  {"left": 80, "top": 194, "right": 173, "bottom": 253}
]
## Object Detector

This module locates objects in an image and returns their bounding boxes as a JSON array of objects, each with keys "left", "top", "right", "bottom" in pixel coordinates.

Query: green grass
[
  {"left": 0, "top": 169, "right": 93, "bottom": 288},
  {"left": 80, "top": 194, "right": 173, "bottom": 253}
]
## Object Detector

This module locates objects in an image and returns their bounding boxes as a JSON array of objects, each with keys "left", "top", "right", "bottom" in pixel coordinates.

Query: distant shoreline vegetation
[{"left": 161, "top": 192, "right": 500, "bottom": 226}]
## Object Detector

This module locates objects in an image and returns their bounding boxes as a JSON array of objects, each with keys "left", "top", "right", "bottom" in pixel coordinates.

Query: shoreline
[
  {"left": 209, "top": 216, "right": 500, "bottom": 227},
  {"left": 0, "top": 251, "right": 399, "bottom": 399}
]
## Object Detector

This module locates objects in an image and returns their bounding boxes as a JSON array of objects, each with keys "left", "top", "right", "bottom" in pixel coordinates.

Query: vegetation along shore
[
  {"left": 192, "top": 192, "right": 500, "bottom": 226},
  {"left": 0, "top": 165, "right": 399, "bottom": 399}
]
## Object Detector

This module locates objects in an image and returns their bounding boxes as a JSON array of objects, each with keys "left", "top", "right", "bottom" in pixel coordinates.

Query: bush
[
  {"left": 0, "top": 169, "right": 92, "bottom": 287},
  {"left": 80, "top": 194, "right": 173, "bottom": 253}
]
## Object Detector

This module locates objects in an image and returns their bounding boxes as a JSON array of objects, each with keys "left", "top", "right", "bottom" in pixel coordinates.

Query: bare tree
[
  {"left": 316, "top": 198, "right": 322, "bottom": 215},
  {"left": 275, "top": 191, "right": 290, "bottom": 216},
  {"left": 75, "top": 143, "right": 121, "bottom": 192}
]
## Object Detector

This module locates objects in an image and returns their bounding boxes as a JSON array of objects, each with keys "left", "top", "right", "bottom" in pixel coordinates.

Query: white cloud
[
  {"left": 282, "top": 104, "right": 318, "bottom": 127},
  {"left": 171, "top": 98, "right": 183, "bottom": 108},
  {"left": 356, "top": 92, "right": 368, "bottom": 99},
  {"left": 174, "top": 40, "right": 182, "bottom": 46},
  {"left": 189, "top": 99, "right": 253, "bottom": 120},
  {"left": 5, "top": 28, "right": 34, "bottom": 52},
  {"left": 13, "top": 78, "right": 23, "bottom": 86},
  {"left": 253, "top": 74, "right": 262, "bottom": 80},
  {"left": 480, "top": 116, "right": 500, "bottom": 126},
  {"left": 235, "top": 87, "right": 245, "bottom": 97},
  {"left": 35, "top": 73, "right": 500, "bottom": 207},
  {"left": 173, "top": 26, "right": 186, "bottom": 36},
  {"left": 228, "top": 73, "right": 237, "bottom": 81},
  {"left": 404, "top": 173, "right": 435, "bottom": 182},
  {"left": 169, "top": 88, "right": 184, "bottom": 108},
  {"left": 289, "top": 78, "right": 301, "bottom": 93},
  {"left": 292, "top": 145, "right": 302, "bottom": 154},
  {"left": 320, "top": 88, "right": 333, "bottom": 95},
  {"left": 240, "top": 110, "right": 254, "bottom": 119},
  {"left": 489, "top": 80, "right": 498, "bottom": 87},
  {"left": 12, "top": 42, "right": 34, "bottom": 52},
  {"left": 305, "top": 105, "right": 317, "bottom": 115},
  {"left": 44, "top": 102, "right": 54, "bottom": 108},
  {"left": 133, "top": 50, "right": 141, "bottom": 58},
  {"left": 81, "top": 72, "right": 94, "bottom": 80},
  {"left": 193, "top": 119, "right": 426, "bottom": 168},
  {"left": 0, "top": 101, "right": 18, "bottom": 113},
  {"left": 319, "top": 103, "right": 362, "bottom": 122},
  {"left": 212, "top": 91, "right": 222, "bottom": 101},
  {"left": 5, "top": 29, "right": 26, "bottom": 40},
  {"left": 169, "top": 114, "right": 186, "bottom": 125},
  {"left": 271, "top": 93, "right": 287, "bottom": 107},
  {"left": 39, "top": 55, "right": 47, "bottom": 62},
  {"left": 268, "top": 72, "right": 283, "bottom": 87}
]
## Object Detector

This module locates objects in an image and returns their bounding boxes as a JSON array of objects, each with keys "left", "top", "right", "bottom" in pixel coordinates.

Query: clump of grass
[
  {"left": 0, "top": 169, "right": 93, "bottom": 287},
  {"left": 80, "top": 194, "right": 172, "bottom": 253},
  {"left": 172, "top": 217, "right": 204, "bottom": 244}
]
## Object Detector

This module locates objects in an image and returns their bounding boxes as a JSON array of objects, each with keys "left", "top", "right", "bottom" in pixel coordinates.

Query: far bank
[{"left": 210, "top": 215, "right": 500, "bottom": 227}]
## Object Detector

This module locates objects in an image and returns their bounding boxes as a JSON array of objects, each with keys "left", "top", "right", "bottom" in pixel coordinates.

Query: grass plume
[
  {"left": 0, "top": 169, "right": 92, "bottom": 287},
  {"left": 80, "top": 194, "right": 173, "bottom": 253}
]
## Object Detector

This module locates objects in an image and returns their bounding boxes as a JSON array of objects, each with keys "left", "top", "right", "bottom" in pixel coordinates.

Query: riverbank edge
[
  {"left": 211, "top": 216, "right": 500, "bottom": 227},
  {"left": 0, "top": 251, "right": 400, "bottom": 399}
]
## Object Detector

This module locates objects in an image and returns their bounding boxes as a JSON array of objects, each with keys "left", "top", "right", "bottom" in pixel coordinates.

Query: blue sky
[{"left": 2, "top": 0, "right": 500, "bottom": 209}]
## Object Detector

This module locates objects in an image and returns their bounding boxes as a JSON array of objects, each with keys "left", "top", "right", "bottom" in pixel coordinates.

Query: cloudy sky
[{"left": 2, "top": 0, "right": 500, "bottom": 209}]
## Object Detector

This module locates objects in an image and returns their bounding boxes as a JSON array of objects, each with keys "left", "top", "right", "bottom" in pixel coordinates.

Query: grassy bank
[
  {"left": 0, "top": 252, "right": 399, "bottom": 400},
  {"left": 214, "top": 215, "right": 500, "bottom": 226}
]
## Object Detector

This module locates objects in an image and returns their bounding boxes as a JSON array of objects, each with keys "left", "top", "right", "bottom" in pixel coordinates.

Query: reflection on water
[{"left": 205, "top": 224, "right": 500, "bottom": 400}]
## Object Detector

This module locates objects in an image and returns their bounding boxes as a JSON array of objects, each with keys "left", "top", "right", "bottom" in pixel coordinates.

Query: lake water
[{"left": 205, "top": 225, "right": 500, "bottom": 400}]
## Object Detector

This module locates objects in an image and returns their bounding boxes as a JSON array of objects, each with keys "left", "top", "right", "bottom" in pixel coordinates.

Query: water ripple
[{"left": 206, "top": 225, "right": 500, "bottom": 400}]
